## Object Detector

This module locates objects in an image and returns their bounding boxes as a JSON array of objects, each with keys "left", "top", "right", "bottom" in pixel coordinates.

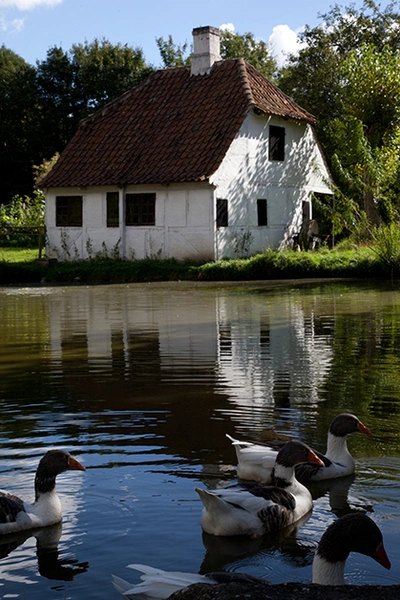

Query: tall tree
[
  {"left": 36, "top": 38, "right": 154, "bottom": 155},
  {"left": 278, "top": 0, "right": 400, "bottom": 228},
  {"left": 0, "top": 46, "right": 44, "bottom": 204},
  {"left": 328, "top": 44, "right": 400, "bottom": 224},
  {"left": 279, "top": 0, "right": 400, "bottom": 119}
]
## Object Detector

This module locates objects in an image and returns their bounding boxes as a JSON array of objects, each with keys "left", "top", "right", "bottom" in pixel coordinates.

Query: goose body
[
  {"left": 196, "top": 441, "right": 323, "bottom": 537},
  {"left": 112, "top": 514, "right": 390, "bottom": 599},
  {"left": 227, "top": 413, "right": 371, "bottom": 485},
  {"left": 0, "top": 450, "right": 85, "bottom": 534}
]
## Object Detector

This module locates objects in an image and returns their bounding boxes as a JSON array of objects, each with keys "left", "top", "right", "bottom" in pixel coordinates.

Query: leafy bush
[
  {"left": 370, "top": 223, "right": 400, "bottom": 277},
  {"left": 0, "top": 191, "right": 45, "bottom": 247}
]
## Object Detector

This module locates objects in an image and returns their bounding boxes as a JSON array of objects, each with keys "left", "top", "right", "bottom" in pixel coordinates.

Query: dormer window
[{"left": 269, "top": 125, "right": 285, "bottom": 161}]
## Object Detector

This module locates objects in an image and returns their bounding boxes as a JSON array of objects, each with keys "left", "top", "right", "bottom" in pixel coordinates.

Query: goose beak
[
  {"left": 68, "top": 456, "right": 86, "bottom": 471},
  {"left": 358, "top": 421, "right": 372, "bottom": 435},
  {"left": 374, "top": 542, "right": 391, "bottom": 570},
  {"left": 308, "top": 449, "right": 324, "bottom": 466}
]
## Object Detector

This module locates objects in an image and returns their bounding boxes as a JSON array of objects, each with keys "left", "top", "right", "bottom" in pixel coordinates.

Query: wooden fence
[{"left": 0, "top": 226, "right": 46, "bottom": 258}]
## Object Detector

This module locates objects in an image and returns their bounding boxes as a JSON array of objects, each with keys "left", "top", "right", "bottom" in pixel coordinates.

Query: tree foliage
[
  {"left": 36, "top": 38, "right": 154, "bottom": 154},
  {"left": 279, "top": 0, "right": 400, "bottom": 229},
  {"left": 156, "top": 29, "right": 277, "bottom": 79},
  {"left": 0, "top": 39, "right": 153, "bottom": 204},
  {"left": 0, "top": 46, "right": 44, "bottom": 204},
  {"left": 219, "top": 30, "right": 277, "bottom": 78},
  {"left": 156, "top": 35, "right": 190, "bottom": 67}
]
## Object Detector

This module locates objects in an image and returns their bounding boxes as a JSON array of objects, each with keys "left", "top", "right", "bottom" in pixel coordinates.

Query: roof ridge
[{"left": 237, "top": 57, "right": 256, "bottom": 108}]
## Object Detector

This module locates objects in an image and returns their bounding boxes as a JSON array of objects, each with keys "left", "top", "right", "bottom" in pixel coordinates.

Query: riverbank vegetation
[{"left": 0, "top": 240, "right": 397, "bottom": 285}]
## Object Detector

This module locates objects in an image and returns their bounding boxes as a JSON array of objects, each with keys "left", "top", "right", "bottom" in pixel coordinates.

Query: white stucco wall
[
  {"left": 210, "top": 111, "right": 332, "bottom": 258},
  {"left": 45, "top": 183, "right": 215, "bottom": 261}
]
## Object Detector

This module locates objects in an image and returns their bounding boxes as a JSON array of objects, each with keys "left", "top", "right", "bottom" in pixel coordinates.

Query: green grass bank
[{"left": 0, "top": 246, "right": 393, "bottom": 285}]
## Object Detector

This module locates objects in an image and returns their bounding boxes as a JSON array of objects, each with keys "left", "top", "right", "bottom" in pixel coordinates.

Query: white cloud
[
  {"left": 0, "top": 0, "right": 61, "bottom": 9},
  {"left": 219, "top": 22, "right": 235, "bottom": 33},
  {"left": 268, "top": 24, "right": 305, "bottom": 68},
  {"left": 0, "top": 15, "right": 24, "bottom": 31}
]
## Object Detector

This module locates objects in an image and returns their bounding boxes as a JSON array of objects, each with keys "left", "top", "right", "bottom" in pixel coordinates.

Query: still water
[{"left": 0, "top": 279, "right": 400, "bottom": 599}]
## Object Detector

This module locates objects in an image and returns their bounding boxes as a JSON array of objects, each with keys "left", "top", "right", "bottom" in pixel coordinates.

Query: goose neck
[{"left": 312, "top": 554, "right": 346, "bottom": 585}]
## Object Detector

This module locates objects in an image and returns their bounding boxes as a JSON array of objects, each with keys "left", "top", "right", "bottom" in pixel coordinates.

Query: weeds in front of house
[{"left": 0, "top": 243, "right": 389, "bottom": 285}]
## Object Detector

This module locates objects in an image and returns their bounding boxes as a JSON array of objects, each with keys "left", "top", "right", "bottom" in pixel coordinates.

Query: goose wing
[
  {"left": 239, "top": 482, "right": 296, "bottom": 511},
  {"left": 0, "top": 492, "right": 25, "bottom": 524}
]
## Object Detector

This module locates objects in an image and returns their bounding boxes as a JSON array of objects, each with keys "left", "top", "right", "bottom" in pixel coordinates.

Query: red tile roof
[{"left": 41, "top": 59, "right": 317, "bottom": 188}]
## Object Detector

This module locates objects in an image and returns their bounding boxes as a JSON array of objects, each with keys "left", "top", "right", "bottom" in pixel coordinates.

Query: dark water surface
[{"left": 0, "top": 279, "right": 399, "bottom": 599}]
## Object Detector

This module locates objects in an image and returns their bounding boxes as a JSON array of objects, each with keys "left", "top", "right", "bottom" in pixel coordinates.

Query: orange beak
[
  {"left": 68, "top": 456, "right": 86, "bottom": 471},
  {"left": 374, "top": 542, "right": 391, "bottom": 570},
  {"left": 358, "top": 421, "right": 372, "bottom": 435},
  {"left": 308, "top": 449, "right": 324, "bottom": 466}
]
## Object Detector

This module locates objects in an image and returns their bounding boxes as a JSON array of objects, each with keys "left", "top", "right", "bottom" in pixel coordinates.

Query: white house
[{"left": 41, "top": 26, "right": 333, "bottom": 262}]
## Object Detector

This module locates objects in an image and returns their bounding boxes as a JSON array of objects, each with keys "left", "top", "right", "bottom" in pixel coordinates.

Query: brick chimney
[{"left": 191, "top": 26, "right": 221, "bottom": 76}]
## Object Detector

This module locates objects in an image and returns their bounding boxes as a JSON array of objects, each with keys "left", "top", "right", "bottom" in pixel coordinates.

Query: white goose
[
  {"left": 195, "top": 441, "right": 323, "bottom": 537},
  {"left": 112, "top": 514, "right": 390, "bottom": 599},
  {"left": 0, "top": 450, "right": 86, "bottom": 534},
  {"left": 227, "top": 413, "right": 371, "bottom": 485}
]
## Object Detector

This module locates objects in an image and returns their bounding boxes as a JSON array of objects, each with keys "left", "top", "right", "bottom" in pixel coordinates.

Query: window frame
[
  {"left": 55, "top": 195, "right": 83, "bottom": 227},
  {"left": 125, "top": 193, "right": 156, "bottom": 226},
  {"left": 269, "top": 125, "right": 285, "bottom": 161}
]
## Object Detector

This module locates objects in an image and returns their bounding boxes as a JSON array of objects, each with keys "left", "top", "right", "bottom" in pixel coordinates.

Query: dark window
[
  {"left": 302, "top": 200, "right": 311, "bottom": 221},
  {"left": 269, "top": 125, "right": 285, "bottom": 161},
  {"left": 257, "top": 199, "right": 268, "bottom": 226},
  {"left": 217, "top": 198, "right": 228, "bottom": 227},
  {"left": 125, "top": 193, "right": 156, "bottom": 226},
  {"left": 56, "top": 196, "right": 82, "bottom": 227},
  {"left": 107, "top": 192, "right": 119, "bottom": 227}
]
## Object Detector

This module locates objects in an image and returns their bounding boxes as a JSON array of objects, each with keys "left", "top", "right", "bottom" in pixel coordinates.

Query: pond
[{"left": 0, "top": 279, "right": 399, "bottom": 599}]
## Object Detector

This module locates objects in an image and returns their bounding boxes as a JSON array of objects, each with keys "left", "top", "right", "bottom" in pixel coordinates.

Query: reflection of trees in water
[{"left": 0, "top": 522, "right": 88, "bottom": 581}]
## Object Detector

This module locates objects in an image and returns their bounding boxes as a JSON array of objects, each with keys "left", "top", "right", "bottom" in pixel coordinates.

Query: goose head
[
  {"left": 313, "top": 513, "right": 391, "bottom": 585},
  {"left": 35, "top": 450, "right": 86, "bottom": 499},
  {"left": 329, "top": 414, "right": 371, "bottom": 437},
  {"left": 273, "top": 441, "right": 324, "bottom": 488}
]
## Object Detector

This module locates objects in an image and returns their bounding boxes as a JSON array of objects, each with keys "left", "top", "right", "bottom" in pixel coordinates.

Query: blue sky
[{"left": 1, "top": 0, "right": 369, "bottom": 69}]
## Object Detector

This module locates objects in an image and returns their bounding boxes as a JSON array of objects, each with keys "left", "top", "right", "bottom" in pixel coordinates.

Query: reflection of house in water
[
  {"left": 47, "top": 286, "right": 333, "bottom": 419},
  {"left": 215, "top": 291, "right": 334, "bottom": 430}
]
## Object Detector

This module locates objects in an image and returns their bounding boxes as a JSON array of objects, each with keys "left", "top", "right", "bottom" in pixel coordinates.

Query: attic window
[
  {"left": 55, "top": 196, "right": 82, "bottom": 227},
  {"left": 269, "top": 125, "right": 285, "bottom": 161},
  {"left": 126, "top": 193, "right": 156, "bottom": 226}
]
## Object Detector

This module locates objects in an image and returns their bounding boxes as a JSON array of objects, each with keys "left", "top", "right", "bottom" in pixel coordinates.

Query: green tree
[
  {"left": 36, "top": 38, "right": 154, "bottom": 154},
  {"left": 278, "top": 0, "right": 400, "bottom": 230},
  {"left": 156, "top": 29, "right": 277, "bottom": 79},
  {"left": 0, "top": 46, "right": 44, "bottom": 204},
  {"left": 156, "top": 35, "right": 190, "bottom": 67},
  {"left": 278, "top": 0, "right": 400, "bottom": 121},
  {"left": 328, "top": 44, "right": 400, "bottom": 225},
  {"left": 220, "top": 30, "right": 277, "bottom": 79}
]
